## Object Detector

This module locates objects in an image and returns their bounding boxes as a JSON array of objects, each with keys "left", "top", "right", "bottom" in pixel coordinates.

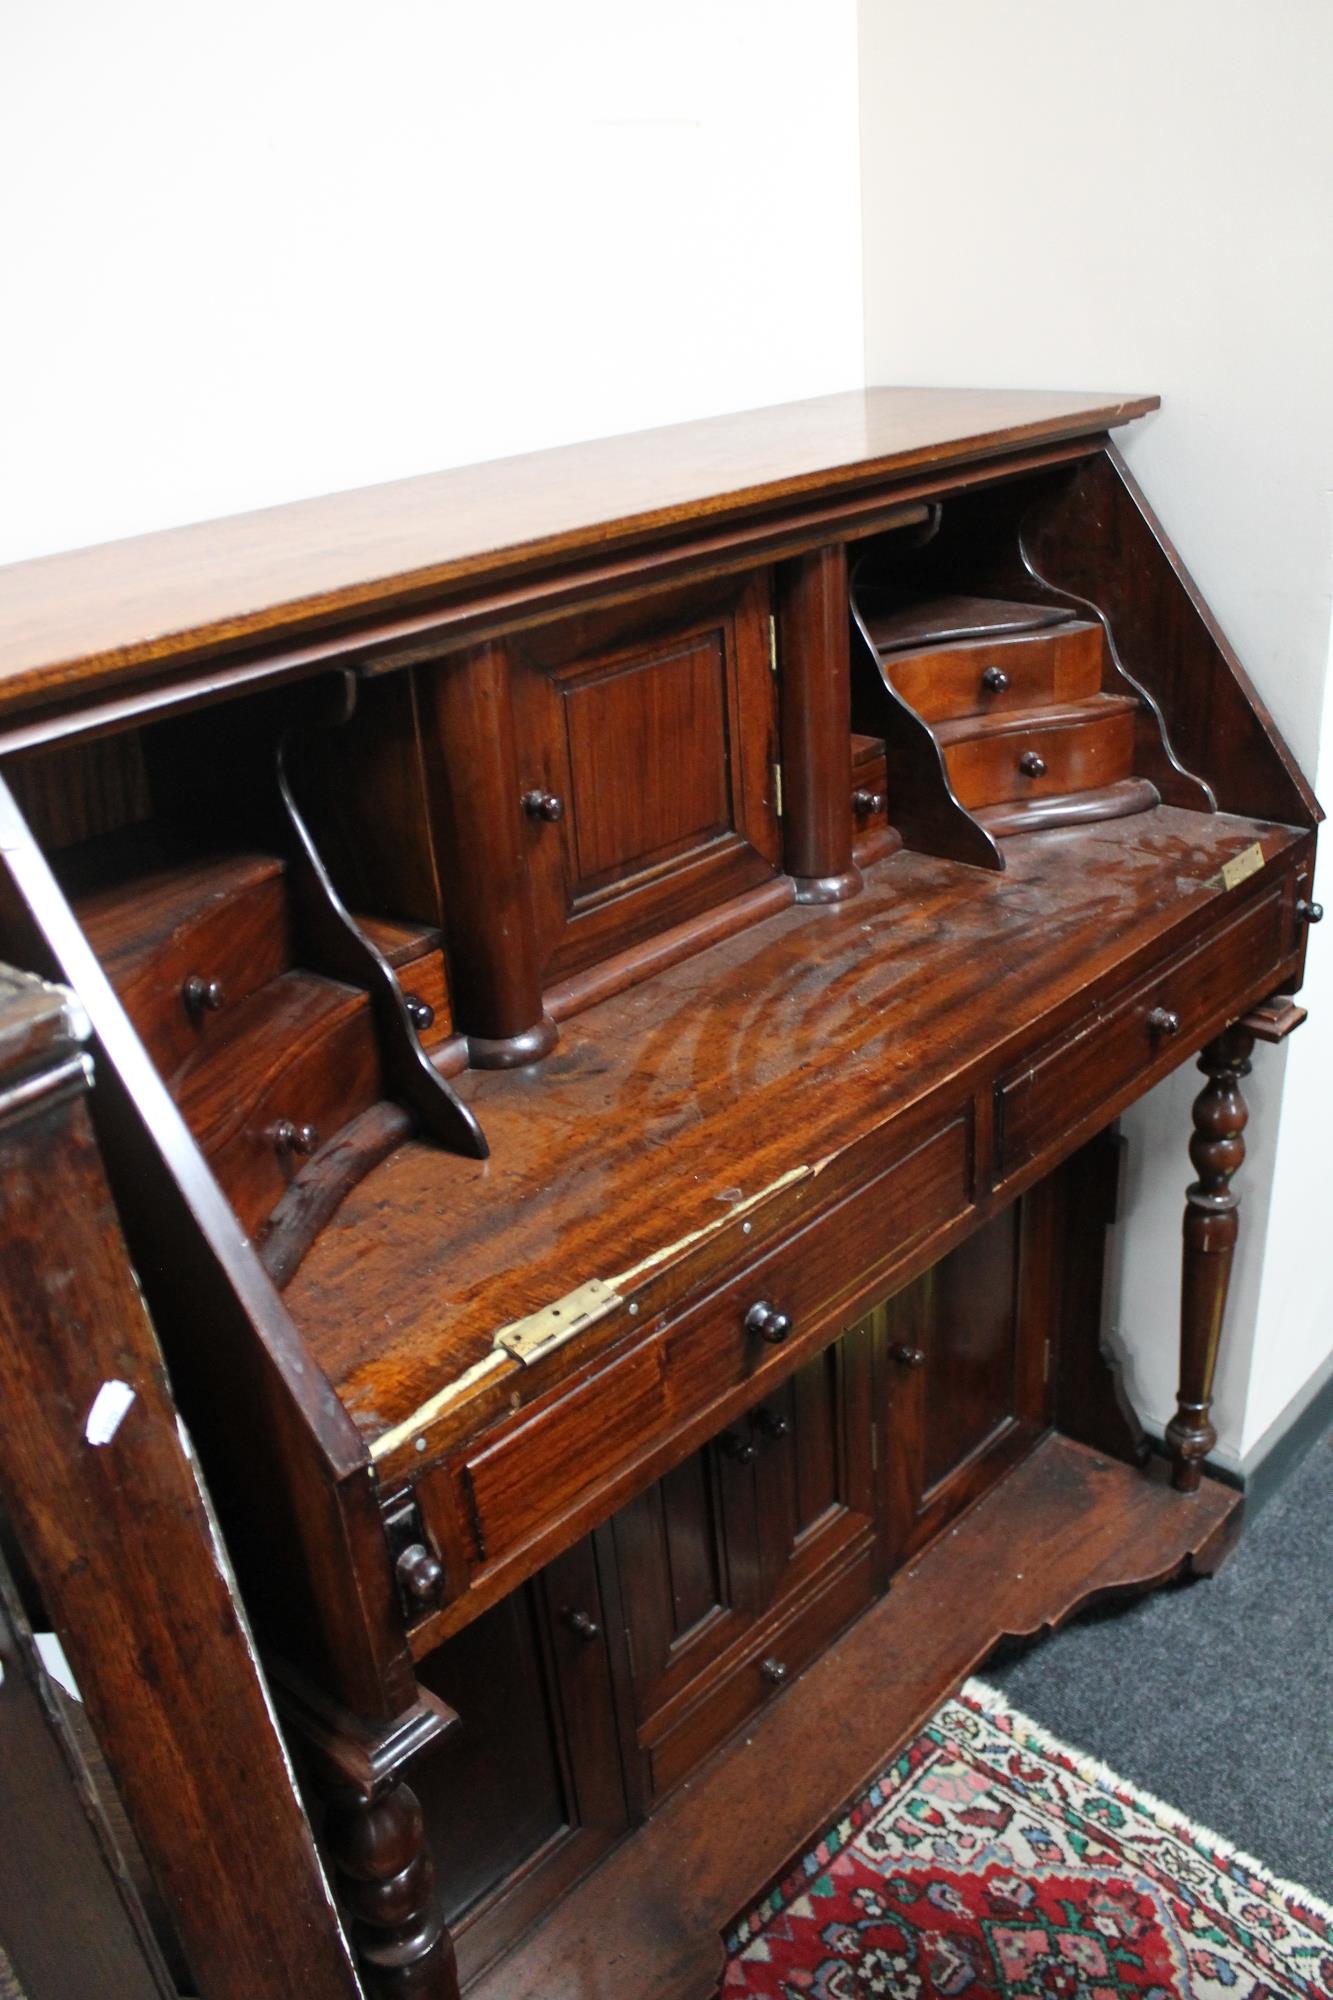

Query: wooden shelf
[{"left": 470, "top": 1434, "right": 1241, "bottom": 2000}]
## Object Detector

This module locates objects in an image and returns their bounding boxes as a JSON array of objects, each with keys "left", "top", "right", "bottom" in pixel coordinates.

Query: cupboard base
[{"left": 468, "top": 1433, "right": 1240, "bottom": 2000}]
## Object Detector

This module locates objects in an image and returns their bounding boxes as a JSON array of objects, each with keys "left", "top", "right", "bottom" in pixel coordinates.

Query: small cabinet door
[
  {"left": 604, "top": 1328, "right": 880, "bottom": 1806},
  {"left": 873, "top": 1195, "right": 1051, "bottom": 1568},
  {"left": 412, "top": 1536, "right": 628, "bottom": 1986},
  {"left": 509, "top": 573, "right": 782, "bottom": 983}
]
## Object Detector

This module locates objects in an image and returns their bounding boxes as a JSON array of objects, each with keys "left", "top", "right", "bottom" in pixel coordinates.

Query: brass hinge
[
  {"left": 772, "top": 761, "right": 784, "bottom": 818},
  {"left": 768, "top": 614, "right": 779, "bottom": 675},
  {"left": 493, "top": 1277, "right": 623, "bottom": 1367}
]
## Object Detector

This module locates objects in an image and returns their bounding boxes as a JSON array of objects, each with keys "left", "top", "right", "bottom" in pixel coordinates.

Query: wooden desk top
[
  {"left": 0, "top": 389, "right": 1154, "bottom": 719},
  {"left": 286, "top": 802, "right": 1293, "bottom": 1475}
]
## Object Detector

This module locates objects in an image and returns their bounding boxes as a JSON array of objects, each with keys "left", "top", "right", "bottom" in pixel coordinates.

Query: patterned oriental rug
[{"left": 722, "top": 1681, "right": 1332, "bottom": 2000}]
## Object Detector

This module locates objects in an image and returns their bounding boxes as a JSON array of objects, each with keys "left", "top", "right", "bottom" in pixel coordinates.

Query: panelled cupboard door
[
  {"left": 413, "top": 1536, "right": 628, "bottom": 1988},
  {"left": 606, "top": 1331, "right": 880, "bottom": 1808},
  {"left": 874, "top": 1195, "right": 1051, "bottom": 1567},
  {"left": 509, "top": 573, "right": 781, "bottom": 982}
]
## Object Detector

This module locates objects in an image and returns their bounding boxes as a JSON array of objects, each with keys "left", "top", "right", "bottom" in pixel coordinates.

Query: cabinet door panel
[
  {"left": 510, "top": 574, "right": 781, "bottom": 982},
  {"left": 611, "top": 1441, "right": 754, "bottom": 1726},
  {"left": 414, "top": 1537, "right": 627, "bottom": 1985},
  {"left": 878, "top": 1197, "right": 1047, "bottom": 1566}
]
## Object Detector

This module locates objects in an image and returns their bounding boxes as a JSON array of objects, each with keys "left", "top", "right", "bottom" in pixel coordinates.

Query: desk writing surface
[{"left": 285, "top": 803, "right": 1297, "bottom": 1456}]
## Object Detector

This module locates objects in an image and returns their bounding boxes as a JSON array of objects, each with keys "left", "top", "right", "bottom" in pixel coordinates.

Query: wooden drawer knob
[
  {"left": 522, "top": 789, "right": 565, "bottom": 823},
  {"left": 404, "top": 992, "right": 435, "bottom": 1032},
  {"left": 1297, "top": 898, "right": 1324, "bottom": 924},
  {"left": 980, "top": 665, "right": 1010, "bottom": 693},
  {"left": 273, "top": 1119, "right": 319, "bottom": 1157},
  {"left": 754, "top": 1406, "right": 791, "bottom": 1442},
  {"left": 759, "top": 1658, "right": 788, "bottom": 1686},
  {"left": 744, "top": 1300, "right": 792, "bottom": 1344},
  {"left": 1146, "top": 1007, "right": 1181, "bottom": 1039},
  {"left": 852, "top": 788, "right": 885, "bottom": 817},
  {"left": 720, "top": 1428, "right": 758, "bottom": 1465},
  {"left": 1018, "top": 750, "right": 1047, "bottom": 778},
  {"left": 182, "top": 974, "right": 225, "bottom": 1016},
  {"left": 564, "top": 1608, "right": 600, "bottom": 1642},
  {"left": 395, "top": 1542, "right": 445, "bottom": 1609},
  {"left": 891, "top": 1343, "right": 925, "bottom": 1368}
]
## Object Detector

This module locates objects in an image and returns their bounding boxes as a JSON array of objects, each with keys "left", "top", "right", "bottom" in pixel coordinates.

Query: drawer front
[
  {"left": 942, "top": 700, "right": 1135, "bottom": 809},
  {"left": 664, "top": 1116, "right": 972, "bottom": 1415},
  {"left": 440, "top": 1116, "right": 970, "bottom": 1591},
  {"left": 997, "top": 885, "right": 1287, "bottom": 1178},
  {"left": 644, "top": 1539, "right": 877, "bottom": 1801},
  {"left": 118, "top": 873, "right": 292, "bottom": 1082},
  {"left": 890, "top": 623, "right": 1102, "bottom": 724},
  {"left": 463, "top": 1344, "right": 666, "bottom": 1560}
]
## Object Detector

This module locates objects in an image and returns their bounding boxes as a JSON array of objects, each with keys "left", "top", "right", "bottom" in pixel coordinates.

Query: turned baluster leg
[
  {"left": 1167, "top": 1024, "right": 1254, "bottom": 1493},
  {"left": 325, "top": 1778, "right": 459, "bottom": 2000}
]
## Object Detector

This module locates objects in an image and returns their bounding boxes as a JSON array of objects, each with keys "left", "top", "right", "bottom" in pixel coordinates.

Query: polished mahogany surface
[
  {"left": 0, "top": 383, "right": 1318, "bottom": 2000},
  {"left": 288, "top": 802, "right": 1300, "bottom": 1469},
  {"left": 0, "top": 389, "right": 1155, "bottom": 716}
]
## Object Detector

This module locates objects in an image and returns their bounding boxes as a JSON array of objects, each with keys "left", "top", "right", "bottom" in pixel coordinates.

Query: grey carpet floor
[{"left": 987, "top": 1429, "right": 1333, "bottom": 1901}]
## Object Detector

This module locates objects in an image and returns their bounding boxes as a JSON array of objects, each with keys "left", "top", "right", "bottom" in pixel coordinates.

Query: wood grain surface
[{"left": 0, "top": 391, "right": 1155, "bottom": 716}]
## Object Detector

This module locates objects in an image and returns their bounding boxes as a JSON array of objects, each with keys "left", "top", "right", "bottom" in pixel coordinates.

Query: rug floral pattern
[{"left": 723, "top": 1682, "right": 1332, "bottom": 1999}]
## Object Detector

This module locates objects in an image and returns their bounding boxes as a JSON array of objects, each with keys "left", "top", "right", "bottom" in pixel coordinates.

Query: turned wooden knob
[
  {"left": 273, "top": 1119, "right": 319, "bottom": 1157},
  {"left": 1146, "top": 1007, "right": 1181, "bottom": 1038},
  {"left": 851, "top": 788, "right": 885, "bottom": 817},
  {"left": 759, "top": 1658, "right": 788, "bottom": 1686},
  {"left": 980, "top": 665, "right": 1010, "bottom": 693},
  {"left": 564, "top": 1608, "right": 600, "bottom": 1642},
  {"left": 744, "top": 1300, "right": 792, "bottom": 1344},
  {"left": 1018, "top": 750, "right": 1047, "bottom": 778},
  {"left": 892, "top": 1343, "right": 925, "bottom": 1368},
  {"left": 182, "top": 974, "right": 225, "bottom": 1016},
  {"left": 522, "top": 789, "right": 565, "bottom": 823},
  {"left": 395, "top": 1542, "right": 445, "bottom": 1608},
  {"left": 1297, "top": 898, "right": 1324, "bottom": 924},
  {"left": 755, "top": 1406, "right": 791, "bottom": 1442},
  {"left": 404, "top": 992, "right": 435, "bottom": 1032},
  {"left": 720, "top": 1429, "right": 758, "bottom": 1465}
]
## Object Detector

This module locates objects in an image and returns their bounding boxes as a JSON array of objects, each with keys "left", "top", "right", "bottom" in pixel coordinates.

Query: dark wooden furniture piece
[
  {"left": 0, "top": 389, "right": 1319, "bottom": 1999},
  {"left": 0, "top": 965, "right": 360, "bottom": 2000}
]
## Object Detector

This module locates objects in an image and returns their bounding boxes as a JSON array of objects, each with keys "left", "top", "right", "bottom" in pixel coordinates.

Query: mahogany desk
[{"left": 0, "top": 389, "right": 1319, "bottom": 1999}]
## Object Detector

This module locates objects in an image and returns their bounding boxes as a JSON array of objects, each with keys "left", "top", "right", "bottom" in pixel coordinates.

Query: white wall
[
  {"left": 0, "top": 1, "right": 863, "bottom": 563},
  {"left": 859, "top": 0, "right": 1333, "bottom": 1465}
]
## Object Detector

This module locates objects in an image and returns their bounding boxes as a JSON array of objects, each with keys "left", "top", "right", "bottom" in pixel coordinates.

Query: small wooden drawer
[
  {"left": 462, "top": 1345, "right": 667, "bottom": 1562},
  {"left": 889, "top": 622, "right": 1102, "bottom": 724},
  {"left": 644, "top": 1538, "right": 877, "bottom": 1800},
  {"left": 996, "top": 884, "right": 1288, "bottom": 1179},
  {"left": 664, "top": 1117, "right": 972, "bottom": 1415},
  {"left": 939, "top": 694, "right": 1136, "bottom": 810},
  {"left": 79, "top": 853, "right": 292, "bottom": 1081}
]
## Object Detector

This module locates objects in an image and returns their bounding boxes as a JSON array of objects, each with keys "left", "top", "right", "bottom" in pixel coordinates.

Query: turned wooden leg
[
  {"left": 325, "top": 1778, "right": 458, "bottom": 2000},
  {"left": 1167, "top": 1024, "right": 1254, "bottom": 1493}
]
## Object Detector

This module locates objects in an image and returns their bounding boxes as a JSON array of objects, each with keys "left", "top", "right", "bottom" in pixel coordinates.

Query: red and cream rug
[{"left": 722, "top": 1681, "right": 1332, "bottom": 1999}]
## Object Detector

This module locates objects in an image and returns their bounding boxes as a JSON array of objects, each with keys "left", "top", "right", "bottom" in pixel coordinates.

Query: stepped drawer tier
[
  {"left": 937, "top": 694, "right": 1138, "bottom": 811},
  {"left": 888, "top": 621, "right": 1103, "bottom": 725},
  {"left": 173, "top": 971, "right": 384, "bottom": 1232},
  {"left": 75, "top": 847, "right": 292, "bottom": 1079}
]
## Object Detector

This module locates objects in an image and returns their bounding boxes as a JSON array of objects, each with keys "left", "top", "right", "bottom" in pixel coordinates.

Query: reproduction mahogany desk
[{"left": 0, "top": 389, "right": 1319, "bottom": 2000}]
